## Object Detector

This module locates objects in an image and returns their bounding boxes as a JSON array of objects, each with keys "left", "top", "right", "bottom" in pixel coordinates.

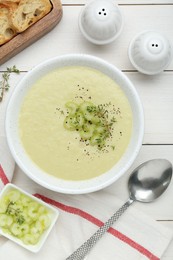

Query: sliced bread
[
  {"left": 0, "top": 3, "right": 17, "bottom": 45},
  {"left": 11, "top": 0, "right": 52, "bottom": 33}
]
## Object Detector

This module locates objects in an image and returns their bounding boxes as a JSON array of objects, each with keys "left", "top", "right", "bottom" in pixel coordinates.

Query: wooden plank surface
[
  {"left": 0, "top": 1, "right": 173, "bottom": 258},
  {"left": 161, "top": 222, "right": 173, "bottom": 259},
  {"left": 126, "top": 72, "right": 173, "bottom": 144},
  {"left": 0, "top": 5, "right": 172, "bottom": 71}
]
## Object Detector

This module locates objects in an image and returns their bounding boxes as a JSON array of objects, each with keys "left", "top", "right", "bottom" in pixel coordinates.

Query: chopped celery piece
[
  {"left": 22, "top": 233, "right": 39, "bottom": 245},
  {"left": 75, "top": 112, "right": 85, "bottom": 129},
  {"left": 63, "top": 100, "right": 116, "bottom": 150},
  {"left": 79, "top": 124, "right": 95, "bottom": 140},
  {"left": 64, "top": 115, "right": 77, "bottom": 130},
  {"left": 5, "top": 190, "right": 20, "bottom": 202},
  {"left": 65, "top": 101, "right": 78, "bottom": 115}
]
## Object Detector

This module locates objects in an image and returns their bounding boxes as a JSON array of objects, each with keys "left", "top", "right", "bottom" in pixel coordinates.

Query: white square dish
[{"left": 0, "top": 183, "right": 59, "bottom": 253}]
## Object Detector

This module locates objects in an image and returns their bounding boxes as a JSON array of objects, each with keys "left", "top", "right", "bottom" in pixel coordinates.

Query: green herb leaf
[
  {"left": 0, "top": 65, "right": 20, "bottom": 102},
  {"left": 16, "top": 215, "right": 25, "bottom": 225},
  {"left": 6, "top": 201, "right": 25, "bottom": 225}
]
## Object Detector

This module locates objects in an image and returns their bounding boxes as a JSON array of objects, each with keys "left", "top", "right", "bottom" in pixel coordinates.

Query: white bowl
[
  {"left": 6, "top": 54, "right": 144, "bottom": 194},
  {"left": 0, "top": 183, "right": 59, "bottom": 253},
  {"left": 79, "top": 0, "right": 123, "bottom": 45}
]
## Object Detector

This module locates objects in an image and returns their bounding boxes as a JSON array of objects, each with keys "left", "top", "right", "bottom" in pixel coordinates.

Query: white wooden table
[{"left": 1, "top": 0, "right": 173, "bottom": 259}]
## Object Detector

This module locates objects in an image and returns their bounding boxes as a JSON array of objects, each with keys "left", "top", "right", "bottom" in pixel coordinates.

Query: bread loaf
[
  {"left": 0, "top": 3, "right": 17, "bottom": 45},
  {"left": 11, "top": 0, "right": 52, "bottom": 33},
  {"left": 0, "top": 0, "right": 52, "bottom": 45}
]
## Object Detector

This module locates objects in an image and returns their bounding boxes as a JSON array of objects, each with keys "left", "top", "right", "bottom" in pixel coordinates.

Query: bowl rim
[{"left": 5, "top": 54, "right": 144, "bottom": 194}]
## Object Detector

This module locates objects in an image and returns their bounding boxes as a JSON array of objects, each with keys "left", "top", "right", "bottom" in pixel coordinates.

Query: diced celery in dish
[{"left": 0, "top": 189, "right": 51, "bottom": 245}]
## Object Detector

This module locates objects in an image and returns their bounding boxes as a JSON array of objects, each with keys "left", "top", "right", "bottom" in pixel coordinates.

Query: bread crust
[
  {"left": 0, "top": 3, "right": 17, "bottom": 45},
  {"left": 0, "top": 1, "right": 21, "bottom": 3},
  {"left": 0, "top": 0, "right": 52, "bottom": 45}
]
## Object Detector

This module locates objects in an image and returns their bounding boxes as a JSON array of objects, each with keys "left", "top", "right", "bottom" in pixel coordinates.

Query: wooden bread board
[{"left": 0, "top": 0, "right": 63, "bottom": 65}]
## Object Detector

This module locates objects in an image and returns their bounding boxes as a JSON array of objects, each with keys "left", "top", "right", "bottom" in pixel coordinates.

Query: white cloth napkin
[{"left": 0, "top": 78, "right": 173, "bottom": 260}]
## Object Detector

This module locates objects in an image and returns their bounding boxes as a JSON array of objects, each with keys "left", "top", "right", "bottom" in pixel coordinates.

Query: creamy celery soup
[{"left": 19, "top": 66, "right": 133, "bottom": 181}]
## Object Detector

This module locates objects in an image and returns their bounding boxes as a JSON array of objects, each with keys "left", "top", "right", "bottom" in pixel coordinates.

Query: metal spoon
[{"left": 66, "top": 159, "right": 172, "bottom": 260}]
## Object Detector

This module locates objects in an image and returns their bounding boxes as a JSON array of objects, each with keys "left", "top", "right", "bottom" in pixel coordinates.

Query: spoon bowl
[
  {"left": 129, "top": 159, "right": 172, "bottom": 202},
  {"left": 67, "top": 159, "right": 172, "bottom": 260}
]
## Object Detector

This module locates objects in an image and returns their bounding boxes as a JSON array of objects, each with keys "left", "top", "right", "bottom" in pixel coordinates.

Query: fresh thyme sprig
[
  {"left": 0, "top": 65, "right": 20, "bottom": 102},
  {"left": 6, "top": 201, "right": 25, "bottom": 225},
  {"left": 86, "top": 104, "right": 116, "bottom": 136}
]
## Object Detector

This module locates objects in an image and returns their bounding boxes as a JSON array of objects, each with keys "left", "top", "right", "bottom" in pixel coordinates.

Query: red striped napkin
[{"left": 0, "top": 89, "right": 173, "bottom": 260}]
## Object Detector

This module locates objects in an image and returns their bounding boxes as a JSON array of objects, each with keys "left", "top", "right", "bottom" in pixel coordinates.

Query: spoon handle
[{"left": 66, "top": 198, "right": 134, "bottom": 260}]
